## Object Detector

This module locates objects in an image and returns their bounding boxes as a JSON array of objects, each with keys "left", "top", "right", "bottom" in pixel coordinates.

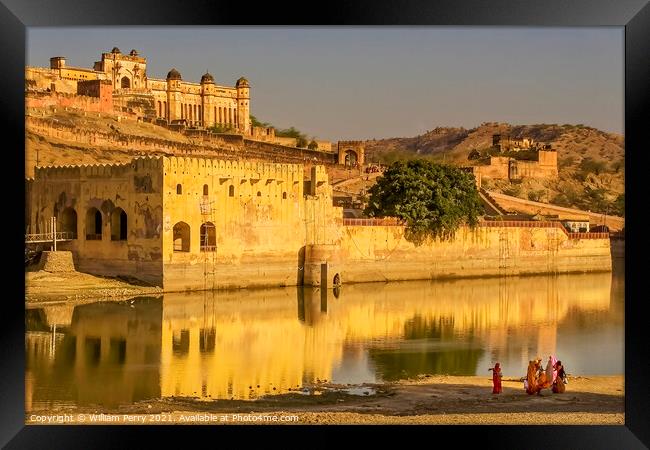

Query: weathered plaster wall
[
  {"left": 26, "top": 92, "right": 113, "bottom": 114},
  {"left": 160, "top": 158, "right": 342, "bottom": 291},
  {"left": 304, "top": 223, "right": 612, "bottom": 286},
  {"left": 28, "top": 158, "right": 164, "bottom": 285}
]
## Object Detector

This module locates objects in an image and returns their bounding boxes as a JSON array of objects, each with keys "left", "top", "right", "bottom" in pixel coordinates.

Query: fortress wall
[
  {"left": 513, "top": 160, "right": 558, "bottom": 179},
  {"left": 26, "top": 116, "right": 337, "bottom": 168},
  {"left": 273, "top": 136, "right": 298, "bottom": 147},
  {"left": 26, "top": 92, "right": 112, "bottom": 114},
  {"left": 473, "top": 157, "right": 509, "bottom": 179},
  {"left": 26, "top": 116, "right": 237, "bottom": 155},
  {"left": 29, "top": 158, "right": 165, "bottom": 285},
  {"left": 161, "top": 158, "right": 311, "bottom": 291},
  {"left": 304, "top": 224, "right": 611, "bottom": 286},
  {"left": 486, "top": 191, "right": 625, "bottom": 231},
  {"left": 243, "top": 139, "right": 338, "bottom": 165}
]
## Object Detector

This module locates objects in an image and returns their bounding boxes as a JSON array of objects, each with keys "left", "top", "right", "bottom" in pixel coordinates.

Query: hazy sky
[{"left": 27, "top": 27, "right": 624, "bottom": 141}]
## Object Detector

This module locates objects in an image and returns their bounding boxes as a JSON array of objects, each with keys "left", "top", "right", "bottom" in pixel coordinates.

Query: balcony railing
[
  {"left": 342, "top": 218, "right": 405, "bottom": 227},
  {"left": 25, "top": 231, "right": 75, "bottom": 243},
  {"left": 341, "top": 218, "right": 609, "bottom": 239}
]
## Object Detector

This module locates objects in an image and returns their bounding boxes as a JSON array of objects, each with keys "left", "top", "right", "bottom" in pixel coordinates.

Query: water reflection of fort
[{"left": 26, "top": 273, "right": 616, "bottom": 409}]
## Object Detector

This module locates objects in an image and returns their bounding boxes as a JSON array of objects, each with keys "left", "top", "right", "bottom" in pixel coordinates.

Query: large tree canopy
[{"left": 364, "top": 160, "right": 483, "bottom": 244}]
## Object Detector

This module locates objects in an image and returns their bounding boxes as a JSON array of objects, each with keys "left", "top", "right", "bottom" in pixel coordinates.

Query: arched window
[
  {"left": 163, "top": 101, "right": 167, "bottom": 118},
  {"left": 200, "top": 222, "right": 216, "bottom": 251},
  {"left": 214, "top": 107, "right": 217, "bottom": 126},
  {"left": 176, "top": 184, "right": 182, "bottom": 195},
  {"left": 111, "top": 208, "right": 127, "bottom": 241},
  {"left": 282, "top": 192, "right": 287, "bottom": 200},
  {"left": 257, "top": 191, "right": 262, "bottom": 197},
  {"left": 120, "top": 76, "right": 130, "bottom": 89},
  {"left": 203, "top": 184, "right": 209, "bottom": 196},
  {"left": 219, "top": 107, "right": 223, "bottom": 124},
  {"left": 228, "top": 185, "right": 234, "bottom": 197},
  {"left": 85, "top": 207, "right": 102, "bottom": 240},
  {"left": 157, "top": 101, "right": 162, "bottom": 117},
  {"left": 173, "top": 222, "right": 190, "bottom": 252},
  {"left": 234, "top": 110, "right": 238, "bottom": 126},
  {"left": 58, "top": 207, "right": 77, "bottom": 239}
]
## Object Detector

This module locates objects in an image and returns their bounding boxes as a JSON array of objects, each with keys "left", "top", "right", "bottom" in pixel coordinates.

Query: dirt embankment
[
  {"left": 27, "top": 375, "right": 624, "bottom": 425},
  {"left": 25, "top": 269, "right": 162, "bottom": 303}
]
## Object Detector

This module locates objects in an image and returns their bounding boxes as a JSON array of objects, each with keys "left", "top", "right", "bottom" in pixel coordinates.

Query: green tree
[
  {"left": 249, "top": 115, "right": 271, "bottom": 128},
  {"left": 614, "top": 193, "right": 625, "bottom": 216},
  {"left": 296, "top": 136, "right": 308, "bottom": 148},
  {"left": 364, "top": 160, "right": 483, "bottom": 244},
  {"left": 307, "top": 139, "right": 319, "bottom": 150},
  {"left": 275, "top": 126, "right": 304, "bottom": 139}
]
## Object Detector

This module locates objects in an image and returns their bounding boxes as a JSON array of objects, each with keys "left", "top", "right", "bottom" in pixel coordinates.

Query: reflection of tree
[
  {"left": 403, "top": 315, "right": 480, "bottom": 342},
  {"left": 368, "top": 348, "right": 484, "bottom": 380},
  {"left": 403, "top": 315, "right": 455, "bottom": 340}
]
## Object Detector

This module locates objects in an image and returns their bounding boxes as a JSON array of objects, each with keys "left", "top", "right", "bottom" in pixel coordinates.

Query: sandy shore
[
  {"left": 26, "top": 375, "right": 624, "bottom": 425},
  {"left": 25, "top": 269, "right": 162, "bottom": 303}
]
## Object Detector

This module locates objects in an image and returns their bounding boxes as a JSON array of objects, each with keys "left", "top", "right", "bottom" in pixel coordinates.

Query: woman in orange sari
[{"left": 525, "top": 360, "right": 539, "bottom": 395}]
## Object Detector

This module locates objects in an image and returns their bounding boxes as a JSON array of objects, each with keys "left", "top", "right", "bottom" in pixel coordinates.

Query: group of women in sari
[{"left": 525, "top": 356, "right": 567, "bottom": 395}]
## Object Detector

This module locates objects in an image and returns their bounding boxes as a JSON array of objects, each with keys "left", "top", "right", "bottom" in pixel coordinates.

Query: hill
[{"left": 364, "top": 122, "right": 624, "bottom": 216}]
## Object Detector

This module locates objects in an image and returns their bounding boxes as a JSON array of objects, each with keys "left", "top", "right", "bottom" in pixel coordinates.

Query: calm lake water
[{"left": 26, "top": 263, "right": 623, "bottom": 410}]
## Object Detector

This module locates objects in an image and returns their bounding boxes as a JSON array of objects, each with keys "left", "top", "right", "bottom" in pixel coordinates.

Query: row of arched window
[
  {"left": 175, "top": 184, "right": 287, "bottom": 199},
  {"left": 173, "top": 221, "right": 216, "bottom": 252},
  {"left": 56, "top": 207, "right": 127, "bottom": 241},
  {"left": 155, "top": 101, "right": 238, "bottom": 127}
]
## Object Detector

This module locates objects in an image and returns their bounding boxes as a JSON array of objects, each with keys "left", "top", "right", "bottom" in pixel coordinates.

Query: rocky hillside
[{"left": 364, "top": 122, "right": 625, "bottom": 217}]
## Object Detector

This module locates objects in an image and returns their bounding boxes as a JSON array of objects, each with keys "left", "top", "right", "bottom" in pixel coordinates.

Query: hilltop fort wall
[
  {"left": 470, "top": 149, "right": 558, "bottom": 182},
  {"left": 25, "top": 116, "right": 339, "bottom": 169}
]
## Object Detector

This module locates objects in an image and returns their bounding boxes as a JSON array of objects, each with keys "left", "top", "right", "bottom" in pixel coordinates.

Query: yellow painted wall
[
  {"left": 160, "top": 157, "right": 341, "bottom": 291},
  {"left": 304, "top": 224, "right": 611, "bottom": 286}
]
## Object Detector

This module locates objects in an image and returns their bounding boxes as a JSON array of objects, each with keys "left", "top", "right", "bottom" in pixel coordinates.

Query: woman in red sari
[
  {"left": 552, "top": 361, "right": 567, "bottom": 393},
  {"left": 489, "top": 362, "right": 503, "bottom": 394}
]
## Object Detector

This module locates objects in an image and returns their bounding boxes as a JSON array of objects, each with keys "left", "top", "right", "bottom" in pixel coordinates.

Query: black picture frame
[{"left": 2, "top": 0, "right": 648, "bottom": 447}]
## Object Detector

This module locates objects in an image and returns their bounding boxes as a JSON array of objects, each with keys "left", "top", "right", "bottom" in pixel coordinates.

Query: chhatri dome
[
  {"left": 200, "top": 72, "right": 215, "bottom": 84},
  {"left": 166, "top": 68, "right": 182, "bottom": 80},
  {"left": 236, "top": 76, "right": 249, "bottom": 87},
  {"left": 111, "top": 47, "right": 121, "bottom": 54}
]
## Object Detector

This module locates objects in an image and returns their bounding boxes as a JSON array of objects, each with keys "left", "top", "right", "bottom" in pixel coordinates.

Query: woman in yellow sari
[{"left": 525, "top": 360, "right": 539, "bottom": 395}]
